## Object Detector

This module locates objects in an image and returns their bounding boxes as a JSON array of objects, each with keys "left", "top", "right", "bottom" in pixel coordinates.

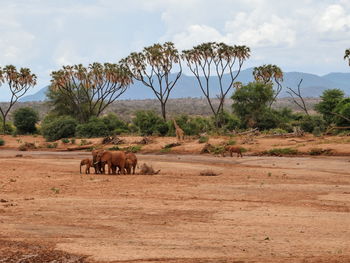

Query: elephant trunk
[{"left": 80, "top": 164, "right": 82, "bottom": 174}]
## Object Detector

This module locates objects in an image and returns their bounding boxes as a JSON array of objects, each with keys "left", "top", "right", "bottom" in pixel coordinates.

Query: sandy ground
[{"left": 0, "top": 147, "right": 349, "bottom": 262}]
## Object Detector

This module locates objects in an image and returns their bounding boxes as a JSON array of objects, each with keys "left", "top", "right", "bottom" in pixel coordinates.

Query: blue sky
[{"left": 1, "top": 0, "right": 350, "bottom": 100}]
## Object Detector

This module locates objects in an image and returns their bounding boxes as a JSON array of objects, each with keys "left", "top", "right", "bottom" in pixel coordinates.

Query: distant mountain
[
  {"left": 20, "top": 68, "right": 350, "bottom": 102},
  {"left": 20, "top": 86, "right": 49, "bottom": 102}
]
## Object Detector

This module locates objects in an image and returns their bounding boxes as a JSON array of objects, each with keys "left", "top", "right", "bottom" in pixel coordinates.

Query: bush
[
  {"left": 133, "top": 111, "right": 168, "bottom": 136},
  {"left": 124, "top": 145, "right": 142, "bottom": 153},
  {"left": 309, "top": 148, "right": 333, "bottom": 156},
  {"left": 266, "top": 128, "right": 288, "bottom": 135},
  {"left": 226, "top": 139, "right": 236, "bottom": 145},
  {"left": 198, "top": 136, "right": 209, "bottom": 143},
  {"left": 61, "top": 138, "right": 70, "bottom": 144},
  {"left": 76, "top": 117, "right": 109, "bottom": 138},
  {"left": 169, "top": 115, "right": 212, "bottom": 136},
  {"left": 299, "top": 115, "right": 326, "bottom": 133},
  {"left": 46, "top": 142, "right": 58, "bottom": 148},
  {"left": 79, "top": 139, "right": 92, "bottom": 146},
  {"left": 0, "top": 138, "right": 4, "bottom": 146},
  {"left": 0, "top": 120, "right": 15, "bottom": 135},
  {"left": 13, "top": 107, "right": 39, "bottom": 134},
  {"left": 108, "top": 146, "right": 120, "bottom": 151},
  {"left": 263, "top": 148, "right": 298, "bottom": 156},
  {"left": 312, "top": 126, "right": 322, "bottom": 137},
  {"left": 102, "top": 113, "right": 129, "bottom": 134},
  {"left": 41, "top": 115, "right": 78, "bottom": 141}
]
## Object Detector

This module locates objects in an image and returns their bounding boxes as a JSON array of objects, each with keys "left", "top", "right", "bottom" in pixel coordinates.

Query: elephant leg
[
  {"left": 107, "top": 161, "right": 112, "bottom": 175},
  {"left": 101, "top": 162, "right": 105, "bottom": 174}
]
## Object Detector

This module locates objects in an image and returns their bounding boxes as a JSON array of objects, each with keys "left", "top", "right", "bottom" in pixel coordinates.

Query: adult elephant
[
  {"left": 92, "top": 149, "right": 105, "bottom": 174},
  {"left": 95, "top": 150, "right": 126, "bottom": 175}
]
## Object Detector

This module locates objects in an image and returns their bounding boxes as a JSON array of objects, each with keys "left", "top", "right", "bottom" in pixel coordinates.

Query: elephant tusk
[{"left": 94, "top": 162, "right": 99, "bottom": 165}]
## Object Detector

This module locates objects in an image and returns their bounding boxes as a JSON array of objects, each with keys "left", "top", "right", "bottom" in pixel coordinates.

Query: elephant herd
[{"left": 80, "top": 149, "right": 137, "bottom": 175}]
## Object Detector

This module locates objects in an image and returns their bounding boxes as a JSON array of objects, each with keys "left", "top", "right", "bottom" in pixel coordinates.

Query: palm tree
[
  {"left": 182, "top": 42, "right": 250, "bottom": 127},
  {"left": 121, "top": 42, "right": 182, "bottom": 120},
  {"left": 253, "top": 64, "right": 283, "bottom": 107},
  {"left": 0, "top": 65, "right": 36, "bottom": 134},
  {"left": 50, "top": 63, "right": 132, "bottom": 123}
]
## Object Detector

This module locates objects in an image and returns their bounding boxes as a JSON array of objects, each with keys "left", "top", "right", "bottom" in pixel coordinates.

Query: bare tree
[
  {"left": 286, "top": 79, "right": 309, "bottom": 115},
  {"left": 0, "top": 65, "right": 37, "bottom": 134},
  {"left": 121, "top": 42, "right": 182, "bottom": 120},
  {"left": 253, "top": 64, "right": 283, "bottom": 107},
  {"left": 50, "top": 63, "right": 132, "bottom": 123},
  {"left": 182, "top": 42, "right": 250, "bottom": 127}
]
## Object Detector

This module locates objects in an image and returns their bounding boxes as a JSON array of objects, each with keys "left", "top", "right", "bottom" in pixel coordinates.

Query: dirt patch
[
  {"left": 0, "top": 239, "right": 87, "bottom": 262},
  {"left": 0, "top": 148, "right": 350, "bottom": 262}
]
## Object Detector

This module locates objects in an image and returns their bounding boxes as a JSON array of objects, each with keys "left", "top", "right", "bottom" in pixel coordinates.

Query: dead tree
[{"left": 286, "top": 79, "right": 309, "bottom": 115}]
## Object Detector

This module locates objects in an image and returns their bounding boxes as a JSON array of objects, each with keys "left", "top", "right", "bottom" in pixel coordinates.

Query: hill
[{"left": 20, "top": 68, "right": 350, "bottom": 102}]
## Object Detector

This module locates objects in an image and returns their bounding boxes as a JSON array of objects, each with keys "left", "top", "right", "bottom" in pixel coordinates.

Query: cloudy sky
[{"left": 0, "top": 0, "right": 350, "bottom": 100}]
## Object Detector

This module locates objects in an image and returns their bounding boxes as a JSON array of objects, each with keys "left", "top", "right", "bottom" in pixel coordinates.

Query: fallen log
[
  {"left": 66, "top": 145, "right": 94, "bottom": 151},
  {"left": 232, "top": 128, "right": 259, "bottom": 136}
]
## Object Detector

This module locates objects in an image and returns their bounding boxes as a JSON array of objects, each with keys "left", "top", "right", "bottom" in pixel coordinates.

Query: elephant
[
  {"left": 222, "top": 146, "right": 243, "bottom": 158},
  {"left": 125, "top": 152, "right": 137, "bottom": 175},
  {"left": 92, "top": 149, "right": 105, "bottom": 174},
  {"left": 95, "top": 150, "right": 126, "bottom": 175},
  {"left": 80, "top": 158, "right": 93, "bottom": 174}
]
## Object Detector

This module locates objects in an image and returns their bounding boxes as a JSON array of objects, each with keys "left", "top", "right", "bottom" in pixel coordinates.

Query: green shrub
[
  {"left": 312, "top": 126, "right": 322, "bottom": 137},
  {"left": 169, "top": 114, "right": 213, "bottom": 136},
  {"left": 0, "top": 138, "right": 4, "bottom": 146},
  {"left": 226, "top": 139, "right": 236, "bottom": 145},
  {"left": 299, "top": 115, "right": 326, "bottom": 133},
  {"left": 76, "top": 117, "right": 109, "bottom": 138},
  {"left": 108, "top": 146, "right": 120, "bottom": 151},
  {"left": 163, "top": 142, "right": 181, "bottom": 149},
  {"left": 309, "top": 148, "right": 333, "bottom": 156},
  {"left": 124, "top": 145, "right": 142, "bottom": 153},
  {"left": 133, "top": 110, "right": 168, "bottom": 136},
  {"left": 263, "top": 148, "right": 298, "bottom": 156},
  {"left": 47, "top": 142, "right": 58, "bottom": 148},
  {"left": 41, "top": 115, "right": 78, "bottom": 141},
  {"left": 198, "top": 136, "right": 209, "bottom": 143},
  {"left": 102, "top": 113, "right": 129, "bottom": 134},
  {"left": 267, "top": 128, "right": 288, "bottom": 135},
  {"left": 70, "top": 138, "right": 76, "bottom": 144},
  {"left": 13, "top": 107, "right": 39, "bottom": 134},
  {"left": 212, "top": 145, "right": 225, "bottom": 155},
  {"left": 61, "top": 138, "right": 70, "bottom": 144},
  {"left": 0, "top": 120, "right": 15, "bottom": 135},
  {"left": 160, "top": 147, "right": 171, "bottom": 153},
  {"left": 80, "top": 139, "right": 91, "bottom": 146}
]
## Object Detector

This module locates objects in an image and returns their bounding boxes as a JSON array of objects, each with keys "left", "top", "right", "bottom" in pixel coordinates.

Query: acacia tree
[
  {"left": 121, "top": 42, "right": 182, "bottom": 120},
  {"left": 50, "top": 62, "right": 132, "bottom": 123},
  {"left": 0, "top": 65, "right": 37, "bottom": 134},
  {"left": 253, "top": 64, "right": 283, "bottom": 107},
  {"left": 182, "top": 42, "right": 250, "bottom": 127}
]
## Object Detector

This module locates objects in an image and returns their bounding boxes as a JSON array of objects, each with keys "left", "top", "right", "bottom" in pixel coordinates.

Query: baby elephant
[
  {"left": 223, "top": 146, "right": 243, "bottom": 158},
  {"left": 125, "top": 152, "right": 138, "bottom": 175},
  {"left": 80, "top": 158, "right": 93, "bottom": 174}
]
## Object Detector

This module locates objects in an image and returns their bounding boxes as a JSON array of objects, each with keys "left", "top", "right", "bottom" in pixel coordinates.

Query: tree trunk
[
  {"left": 161, "top": 102, "right": 167, "bottom": 121},
  {"left": 2, "top": 117, "right": 6, "bottom": 135}
]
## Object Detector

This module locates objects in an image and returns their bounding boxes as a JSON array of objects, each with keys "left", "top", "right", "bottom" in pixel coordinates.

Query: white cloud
[
  {"left": 172, "top": 25, "right": 224, "bottom": 49},
  {"left": 0, "top": 0, "right": 350, "bottom": 100},
  {"left": 225, "top": 14, "right": 296, "bottom": 48},
  {"left": 318, "top": 4, "right": 350, "bottom": 32}
]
